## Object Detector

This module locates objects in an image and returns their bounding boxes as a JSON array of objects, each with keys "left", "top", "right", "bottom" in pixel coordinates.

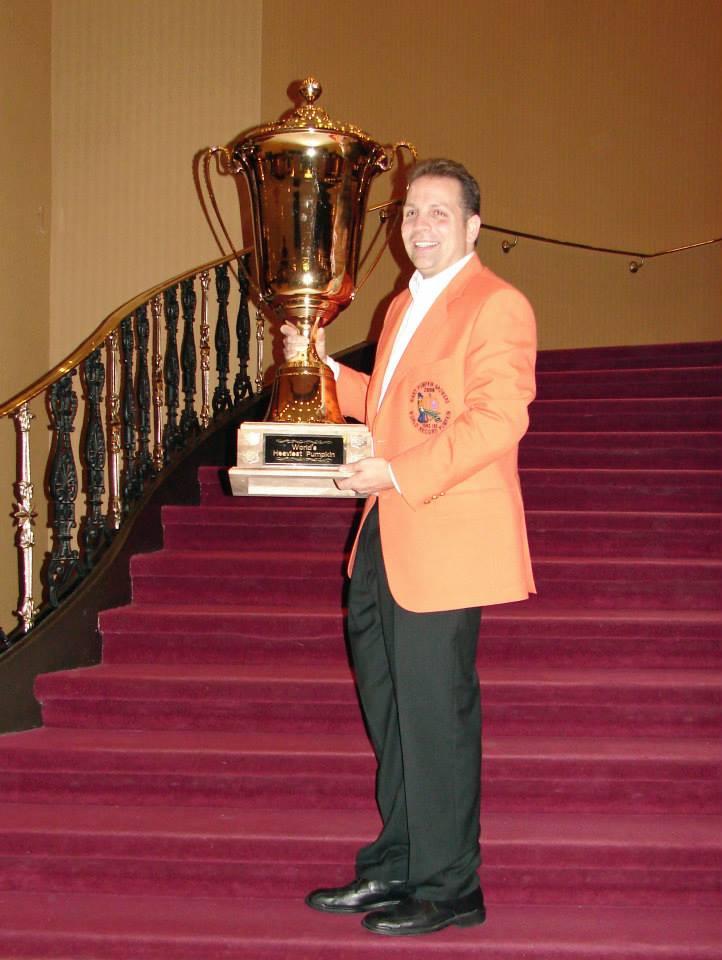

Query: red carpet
[{"left": 0, "top": 340, "right": 720, "bottom": 957}]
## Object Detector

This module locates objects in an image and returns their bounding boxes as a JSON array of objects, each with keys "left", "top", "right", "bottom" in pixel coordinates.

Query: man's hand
[
  {"left": 335, "top": 457, "right": 394, "bottom": 495},
  {"left": 280, "top": 322, "right": 327, "bottom": 362}
]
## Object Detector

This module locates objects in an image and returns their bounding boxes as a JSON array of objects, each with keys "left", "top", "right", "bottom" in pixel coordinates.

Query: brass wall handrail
[
  {"left": 368, "top": 197, "right": 722, "bottom": 273},
  {"left": 0, "top": 248, "right": 251, "bottom": 420},
  {"left": 483, "top": 225, "right": 722, "bottom": 272}
]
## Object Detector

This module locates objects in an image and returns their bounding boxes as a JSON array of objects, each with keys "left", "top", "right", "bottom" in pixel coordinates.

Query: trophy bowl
[{"left": 233, "top": 77, "right": 412, "bottom": 423}]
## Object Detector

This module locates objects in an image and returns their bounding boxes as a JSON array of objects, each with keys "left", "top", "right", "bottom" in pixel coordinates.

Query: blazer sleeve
[
  {"left": 335, "top": 363, "right": 370, "bottom": 424},
  {"left": 389, "top": 288, "right": 536, "bottom": 509}
]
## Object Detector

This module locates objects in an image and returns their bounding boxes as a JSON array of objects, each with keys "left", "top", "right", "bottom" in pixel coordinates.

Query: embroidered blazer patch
[{"left": 409, "top": 381, "right": 452, "bottom": 434}]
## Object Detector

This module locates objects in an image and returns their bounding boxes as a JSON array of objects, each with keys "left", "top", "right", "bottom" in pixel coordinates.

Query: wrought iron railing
[{"left": 0, "top": 247, "right": 262, "bottom": 647}]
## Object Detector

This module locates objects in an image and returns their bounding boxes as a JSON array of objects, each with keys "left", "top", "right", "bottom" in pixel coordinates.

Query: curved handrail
[
  {"left": 0, "top": 248, "right": 251, "bottom": 420},
  {"left": 367, "top": 198, "right": 722, "bottom": 272},
  {"left": 485, "top": 225, "right": 722, "bottom": 272}
]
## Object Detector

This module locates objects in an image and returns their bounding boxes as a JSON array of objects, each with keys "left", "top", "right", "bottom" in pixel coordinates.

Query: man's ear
[{"left": 466, "top": 214, "right": 481, "bottom": 248}]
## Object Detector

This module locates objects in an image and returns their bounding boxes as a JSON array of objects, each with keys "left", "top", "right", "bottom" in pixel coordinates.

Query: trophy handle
[
  {"left": 198, "top": 145, "right": 273, "bottom": 317},
  {"left": 355, "top": 141, "right": 417, "bottom": 296}
]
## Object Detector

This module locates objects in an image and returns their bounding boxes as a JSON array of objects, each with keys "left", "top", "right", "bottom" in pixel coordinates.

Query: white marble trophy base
[{"left": 228, "top": 421, "right": 373, "bottom": 498}]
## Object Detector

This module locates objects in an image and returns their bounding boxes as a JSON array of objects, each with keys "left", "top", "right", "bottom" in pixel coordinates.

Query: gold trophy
[{"left": 201, "top": 77, "right": 414, "bottom": 496}]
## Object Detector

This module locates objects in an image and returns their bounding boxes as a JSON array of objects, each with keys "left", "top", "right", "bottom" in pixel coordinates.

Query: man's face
[{"left": 401, "top": 175, "right": 481, "bottom": 279}]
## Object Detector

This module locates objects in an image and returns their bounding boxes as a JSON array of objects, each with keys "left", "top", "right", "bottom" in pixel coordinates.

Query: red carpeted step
[
  {"left": 1, "top": 891, "right": 720, "bottom": 959},
  {"left": 0, "top": 804, "right": 718, "bottom": 907},
  {"left": 98, "top": 603, "right": 722, "bottom": 669},
  {"left": 535, "top": 339, "right": 722, "bottom": 371},
  {"left": 100, "top": 603, "right": 347, "bottom": 664},
  {"left": 531, "top": 557, "right": 722, "bottom": 610},
  {"left": 520, "top": 432, "right": 722, "bottom": 469},
  {"left": 128, "top": 550, "right": 722, "bottom": 610},
  {"left": 34, "top": 663, "right": 722, "bottom": 738},
  {"left": 161, "top": 505, "right": 721, "bottom": 559},
  {"left": 0, "top": 728, "right": 719, "bottom": 813},
  {"left": 526, "top": 510, "right": 722, "bottom": 558},
  {"left": 129, "top": 549, "right": 347, "bottom": 606},
  {"left": 480, "top": 609, "right": 722, "bottom": 668},
  {"left": 520, "top": 468, "right": 722, "bottom": 512},
  {"left": 536, "top": 365, "right": 722, "bottom": 399},
  {"left": 529, "top": 397, "right": 722, "bottom": 432},
  {"left": 162, "top": 503, "right": 362, "bottom": 552}
]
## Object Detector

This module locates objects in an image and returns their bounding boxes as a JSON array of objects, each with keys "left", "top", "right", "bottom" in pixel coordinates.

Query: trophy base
[{"left": 229, "top": 421, "right": 372, "bottom": 498}]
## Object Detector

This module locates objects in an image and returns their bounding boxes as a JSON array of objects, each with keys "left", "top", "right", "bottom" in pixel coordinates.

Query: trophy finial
[
  {"left": 299, "top": 77, "right": 322, "bottom": 105},
  {"left": 239, "top": 77, "right": 373, "bottom": 142}
]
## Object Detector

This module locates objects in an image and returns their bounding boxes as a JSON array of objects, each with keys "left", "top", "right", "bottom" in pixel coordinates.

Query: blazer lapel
[{"left": 366, "top": 290, "right": 411, "bottom": 423}]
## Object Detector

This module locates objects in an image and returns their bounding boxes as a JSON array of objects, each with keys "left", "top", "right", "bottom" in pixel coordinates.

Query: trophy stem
[{"left": 265, "top": 315, "right": 344, "bottom": 424}]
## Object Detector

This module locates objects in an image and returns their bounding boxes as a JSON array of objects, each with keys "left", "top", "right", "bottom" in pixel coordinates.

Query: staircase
[{"left": 0, "top": 341, "right": 720, "bottom": 958}]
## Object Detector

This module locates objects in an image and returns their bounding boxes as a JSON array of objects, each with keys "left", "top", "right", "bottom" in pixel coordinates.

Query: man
[{"left": 281, "top": 158, "right": 536, "bottom": 936}]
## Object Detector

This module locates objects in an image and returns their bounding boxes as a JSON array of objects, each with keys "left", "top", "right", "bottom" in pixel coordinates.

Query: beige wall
[
  {"left": 261, "top": 0, "right": 721, "bottom": 353},
  {"left": 0, "top": 0, "right": 52, "bottom": 634},
  {"left": 9, "top": 0, "right": 721, "bottom": 377},
  {"left": 1, "top": 0, "right": 51, "bottom": 399},
  {"left": 49, "top": 0, "right": 263, "bottom": 366}
]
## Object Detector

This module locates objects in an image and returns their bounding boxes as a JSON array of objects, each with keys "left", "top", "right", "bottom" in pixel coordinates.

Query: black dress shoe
[
  {"left": 305, "top": 878, "right": 409, "bottom": 914},
  {"left": 362, "top": 887, "right": 486, "bottom": 936}
]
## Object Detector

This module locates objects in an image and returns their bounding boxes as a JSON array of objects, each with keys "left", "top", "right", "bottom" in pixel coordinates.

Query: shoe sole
[
  {"left": 305, "top": 895, "right": 407, "bottom": 915},
  {"left": 362, "top": 908, "right": 486, "bottom": 936}
]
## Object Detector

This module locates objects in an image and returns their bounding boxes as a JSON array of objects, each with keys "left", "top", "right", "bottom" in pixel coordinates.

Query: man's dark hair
[{"left": 407, "top": 158, "right": 481, "bottom": 221}]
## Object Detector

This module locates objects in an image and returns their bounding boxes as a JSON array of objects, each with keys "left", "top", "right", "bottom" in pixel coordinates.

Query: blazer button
[
  {"left": 431, "top": 494, "right": 438, "bottom": 500},
  {"left": 423, "top": 498, "right": 431, "bottom": 505}
]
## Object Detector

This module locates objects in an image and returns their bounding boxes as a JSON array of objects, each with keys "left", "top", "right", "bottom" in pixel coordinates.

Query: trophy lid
[{"left": 244, "top": 77, "right": 377, "bottom": 143}]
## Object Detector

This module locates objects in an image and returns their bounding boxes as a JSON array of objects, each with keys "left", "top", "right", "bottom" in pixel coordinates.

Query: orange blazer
[{"left": 336, "top": 255, "right": 537, "bottom": 613}]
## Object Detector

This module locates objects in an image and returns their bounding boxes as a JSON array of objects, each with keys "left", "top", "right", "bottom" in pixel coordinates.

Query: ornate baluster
[
  {"left": 180, "top": 277, "right": 200, "bottom": 436},
  {"left": 47, "top": 371, "right": 81, "bottom": 606},
  {"left": 255, "top": 305, "right": 265, "bottom": 394},
  {"left": 80, "top": 349, "right": 108, "bottom": 569},
  {"left": 150, "top": 294, "right": 164, "bottom": 472},
  {"left": 120, "top": 315, "right": 140, "bottom": 508},
  {"left": 135, "top": 304, "right": 154, "bottom": 482},
  {"left": 106, "top": 332, "right": 122, "bottom": 530},
  {"left": 212, "top": 263, "right": 232, "bottom": 416},
  {"left": 199, "top": 271, "right": 211, "bottom": 429},
  {"left": 11, "top": 403, "right": 37, "bottom": 635},
  {"left": 233, "top": 255, "right": 253, "bottom": 404},
  {"left": 163, "top": 284, "right": 182, "bottom": 458}
]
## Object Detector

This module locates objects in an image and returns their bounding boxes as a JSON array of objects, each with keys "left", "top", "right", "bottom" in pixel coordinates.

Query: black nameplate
[{"left": 264, "top": 434, "right": 345, "bottom": 466}]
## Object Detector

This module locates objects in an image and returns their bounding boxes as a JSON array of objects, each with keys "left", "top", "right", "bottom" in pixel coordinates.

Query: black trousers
[{"left": 348, "top": 504, "right": 482, "bottom": 901}]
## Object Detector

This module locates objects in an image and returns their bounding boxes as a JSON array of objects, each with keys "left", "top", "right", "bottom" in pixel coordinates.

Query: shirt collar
[{"left": 408, "top": 252, "right": 475, "bottom": 302}]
